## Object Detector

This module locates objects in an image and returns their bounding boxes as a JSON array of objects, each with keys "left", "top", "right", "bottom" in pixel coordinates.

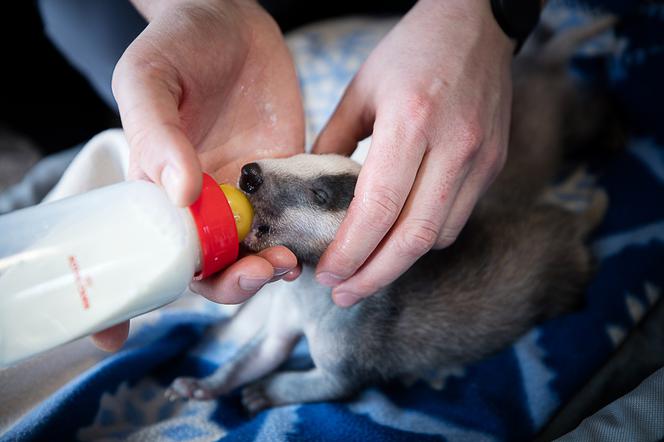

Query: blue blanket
[{"left": 2, "top": 1, "right": 664, "bottom": 440}]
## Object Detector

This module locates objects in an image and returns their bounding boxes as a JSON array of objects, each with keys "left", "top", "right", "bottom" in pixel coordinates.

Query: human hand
[
  {"left": 93, "top": 0, "right": 305, "bottom": 351},
  {"left": 314, "top": 0, "right": 515, "bottom": 306}
]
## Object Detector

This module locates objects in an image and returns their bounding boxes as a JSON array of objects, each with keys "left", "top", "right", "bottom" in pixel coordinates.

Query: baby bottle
[{"left": 0, "top": 174, "right": 253, "bottom": 366}]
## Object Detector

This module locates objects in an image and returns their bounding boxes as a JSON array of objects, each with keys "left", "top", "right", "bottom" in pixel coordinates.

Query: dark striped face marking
[
  {"left": 240, "top": 154, "right": 360, "bottom": 264},
  {"left": 311, "top": 175, "right": 357, "bottom": 210}
]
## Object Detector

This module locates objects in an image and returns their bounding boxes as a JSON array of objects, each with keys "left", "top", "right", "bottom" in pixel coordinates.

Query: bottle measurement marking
[{"left": 68, "top": 255, "right": 90, "bottom": 310}]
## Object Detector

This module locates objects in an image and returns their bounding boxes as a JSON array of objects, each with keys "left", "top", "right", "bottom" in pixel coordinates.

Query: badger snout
[{"left": 239, "top": 163, "right": 263, "bottom": 194}]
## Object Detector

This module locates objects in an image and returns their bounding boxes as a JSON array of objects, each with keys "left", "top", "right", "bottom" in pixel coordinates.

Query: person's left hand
[{"left": 314, "top": 0, "right": 515, "bottom": 306}]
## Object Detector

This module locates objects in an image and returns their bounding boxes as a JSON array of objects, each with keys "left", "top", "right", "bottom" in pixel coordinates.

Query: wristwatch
[{"left": 490, "top": 0, "right": 542, "bottom": 53}]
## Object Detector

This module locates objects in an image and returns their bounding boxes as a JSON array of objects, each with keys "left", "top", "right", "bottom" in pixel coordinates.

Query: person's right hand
[
  {"left": 313, "top": 0, "right": 513, "bottom": 307},
  {"left": 92, "top": 0, "right": 305, "bottom": 352}
]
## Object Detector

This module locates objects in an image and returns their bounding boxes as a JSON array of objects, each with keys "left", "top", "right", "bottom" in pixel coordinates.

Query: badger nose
[{"left": 239, "top": 163, "right": 263, "bottom": 193}]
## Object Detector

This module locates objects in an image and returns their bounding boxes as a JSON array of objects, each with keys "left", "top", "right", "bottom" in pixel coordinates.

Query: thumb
[
  {"left": 113, "top": 54, "right": 202, "bottom": 207},
  {"left": 313, "top": 76, "right": 373, "bottom": 156}
]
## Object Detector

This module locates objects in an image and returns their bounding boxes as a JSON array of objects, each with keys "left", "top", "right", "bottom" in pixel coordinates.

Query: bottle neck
[
  {"left": 182, "top": 208, "right": 203, "bottom": 276},
  {"left": 187, "top": 174, "right": 240, "bottom": 280}
]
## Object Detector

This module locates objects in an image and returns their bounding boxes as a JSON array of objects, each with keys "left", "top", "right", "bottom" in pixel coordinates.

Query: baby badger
[{"left": 165, "top": 18, "right": 614, "bottom": 412}]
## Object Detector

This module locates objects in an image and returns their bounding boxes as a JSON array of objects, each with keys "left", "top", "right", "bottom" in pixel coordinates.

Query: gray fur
[
  {"left": 242, "top": 155, "right": 360, "bottom": 264},
  {"left": 165, "top": 19, "right": 615, "bottom": 413}
]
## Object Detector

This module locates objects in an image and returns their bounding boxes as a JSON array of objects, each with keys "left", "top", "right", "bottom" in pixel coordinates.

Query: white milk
[{"left": 0, "top": 181, "right": 201, "bottom": 366}]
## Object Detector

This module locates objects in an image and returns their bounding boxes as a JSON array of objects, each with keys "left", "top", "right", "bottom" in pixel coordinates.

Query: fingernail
[
  {"left": 316, "top": 272, "right": 346, "bottom": 287},
  {"left": 273, "top": 267, "right": 294, "bottom": 278},
  {"left": 161, "top": 164, "right": 183, "bottom": 205},
  {"left": 333, "top": 290, "right": 360, "bottom": 308},
  {"left": 285, "top": 269, "right": 299, "bottom": 279},
  {"left": 239, "top": 276, "right": 270, "bottom": 292}
]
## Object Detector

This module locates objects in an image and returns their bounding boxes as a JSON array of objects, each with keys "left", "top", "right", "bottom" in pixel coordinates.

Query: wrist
[
  {"left": 129, "top": 0, "right": 187, "bottom": 21},
  {"left": 130, "top": 0, "right": 248, "bottom": 22},
  {"left": 417, "top": 0, "right": 516, "bottom": 56},
  {"left": 489, "top": 0, "right": 542, "bottom": 52}
]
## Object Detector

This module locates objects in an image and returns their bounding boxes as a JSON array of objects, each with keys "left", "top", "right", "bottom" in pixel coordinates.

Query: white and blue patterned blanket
[{"left": 1, "top": 1, "right": 664, "bottom": 440}]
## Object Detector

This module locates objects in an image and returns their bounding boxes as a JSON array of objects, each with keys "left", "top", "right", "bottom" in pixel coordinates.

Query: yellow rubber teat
[{"left": 219, "top": 184, "right": 254, "bottom": 242}]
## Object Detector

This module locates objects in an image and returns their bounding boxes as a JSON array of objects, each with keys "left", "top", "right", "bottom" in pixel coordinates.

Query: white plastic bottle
[{"left": 0, "top": 174, "right": 252, "bottom": 366}]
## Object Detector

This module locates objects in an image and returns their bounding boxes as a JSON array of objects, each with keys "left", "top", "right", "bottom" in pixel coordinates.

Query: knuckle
[
  {"left": 112, "top": 49, "right": 147, "bottom": 91},
  {"left": 126, "top": 125, "right": 155, "bottom": 159},
  {"left": 455, "top": 118, "right": 484, "bottom": 159},
  {"left": 113, "top": 47, "right": 182, "bottom": 101},
  {"left": 326, "top": 247, "right": 359, "bottom": 276},
  {"left": 403, "top": 91, "right": 435, "bottom": 122},
  {"left": 358, "top": 185, "right": 403, "bottom": 232},
  {"left": 121, "top": 47, "right": 167, "bottom": 76},
  {"left": 111, "top": 47, "right": 138, "bottom": 80},
  {"left": 390, "top": 92, "right": 434, "bottom": 144},
  {"left": 435, "top": 224, "right": 464, "bottom": 249},
  {"left": 125, "top": 119, "right": 183, "bottom": 174},
  {"left": 396, "top": 218, "right": 439, "bottom": 258}
]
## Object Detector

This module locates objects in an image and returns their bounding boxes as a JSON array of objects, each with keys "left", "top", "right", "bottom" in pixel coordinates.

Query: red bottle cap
[{"left": 188, "top": 173, "right": 239, "bottom": 279}]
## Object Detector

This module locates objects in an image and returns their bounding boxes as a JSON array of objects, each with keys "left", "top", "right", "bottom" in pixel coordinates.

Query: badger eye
[{"left": 311, "top": 188, "right": 329, "bottom": 206}]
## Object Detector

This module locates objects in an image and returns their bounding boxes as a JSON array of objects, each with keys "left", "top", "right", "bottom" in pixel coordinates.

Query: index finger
[{"left": 315, "top": 115, "right": 427, "bottom": 287}]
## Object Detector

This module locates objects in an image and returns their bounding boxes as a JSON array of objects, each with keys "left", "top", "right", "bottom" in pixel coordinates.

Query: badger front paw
[
  {"left": 165, "top": 377, "right": 217, "bottom": 401},
  {"left": 241, "top": 381, "right": 273, "bottom": 414}
]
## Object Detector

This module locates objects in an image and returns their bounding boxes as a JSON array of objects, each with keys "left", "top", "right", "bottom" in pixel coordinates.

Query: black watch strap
[{"left": 490, "top": 0, "right": 542, "bottom": 53}]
